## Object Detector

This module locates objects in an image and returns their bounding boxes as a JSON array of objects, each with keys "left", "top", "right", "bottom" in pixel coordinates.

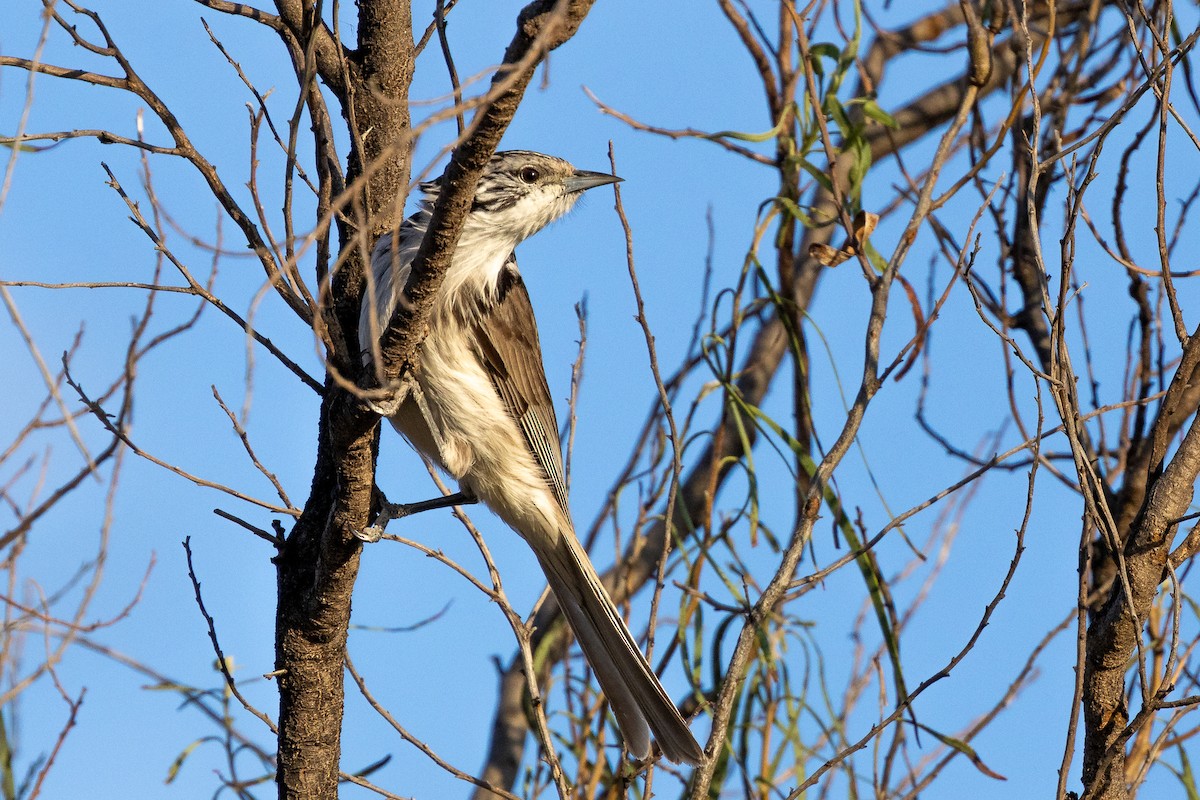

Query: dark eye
[{"left": 519, "top": 166, "right": 540, "bottom": 184}]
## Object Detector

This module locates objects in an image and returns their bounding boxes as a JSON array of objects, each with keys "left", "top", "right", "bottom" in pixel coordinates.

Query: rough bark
[
  {"left": 1080, "top": 334, "right": 1200, "bottom": 799},
  {"left": 272, "top": 1, "right": 415, "bottom": 796}
]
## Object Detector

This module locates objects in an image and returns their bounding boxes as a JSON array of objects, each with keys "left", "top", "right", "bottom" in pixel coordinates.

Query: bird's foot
[
  {"left": 365, "top": 395, "right": 404, "bottom": 418},
  {"left": 355, "top": 501, "right": 409, "bottom": 542},
  {"left": 355, "top": 525, "right": 385, "bottom": 543},
  {"left": 363, "top": 378, "right": 415, "bottom": 418},
  {"left": 355, "top": 491, "right": 479, "bottom": 543}
]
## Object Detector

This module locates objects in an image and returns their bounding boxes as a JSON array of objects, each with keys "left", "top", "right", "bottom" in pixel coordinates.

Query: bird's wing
[
  {"left": 469, "top": 259, "right": 570, "bottom": 514},
  {"left": 360, "top": 227, "right": 414, "bottom": 363}
]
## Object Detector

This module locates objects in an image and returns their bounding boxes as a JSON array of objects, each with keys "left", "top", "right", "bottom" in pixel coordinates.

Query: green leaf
[
  {"left": 846, "top": 134, "right": 872, "bottom": 199},
  {"left": 808, "top": 42, "right": 840, "bottom": 77},
  {"left": 707, "top": 103, "right": 796, "bottom": 143},
  {"left": 1179, "top": 745, "right": 1199, "bottom": 800},
  {"left": 823, "top": 94, "right": 852, "bottom": 137},
  {"left": 861, "top": 98, "right": 899, "bottom": 129},
  {"left": 808, "top": 42, "right": 840, "bottom": 61},
  {"left": 165, "top": 737, "right": 211, "bottom": 783},
  {"left": 0, "top": 708, "right": 15, "bottom": 800},
  {"left": 143, "top": 680, "right": 198, "bottom": 692},
  {"left": 0, "top": 138, "right": 58, "bottom": 153},
  {"left": 913, "top": 722, "right": 1007, "bottom": 781},
  {"left": 863, "top": 238, "right": 888, "bottom": 273},
  {"left": 775, "top": 196, "right": 815, "bottom": 227},
  {"left": 794, "top": 157, "right": 834, "bottom": 194}
]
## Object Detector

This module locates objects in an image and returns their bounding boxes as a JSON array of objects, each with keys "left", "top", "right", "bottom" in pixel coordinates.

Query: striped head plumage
[{"left": 417, "top": 150, "right": 622, "bottom": 245}]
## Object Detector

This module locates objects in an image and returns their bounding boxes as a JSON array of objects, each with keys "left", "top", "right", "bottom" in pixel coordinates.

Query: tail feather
[
  {"left": 537, "top": 534, "right": 705, "bottom": 765},
  {"left": 551, "top": 577, "right": 653, "bottom": 759}
]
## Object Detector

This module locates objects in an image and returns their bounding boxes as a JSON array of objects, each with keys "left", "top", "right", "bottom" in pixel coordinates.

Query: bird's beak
[{"left": 564, "top": 170, "right": 623, "bottom": 193}]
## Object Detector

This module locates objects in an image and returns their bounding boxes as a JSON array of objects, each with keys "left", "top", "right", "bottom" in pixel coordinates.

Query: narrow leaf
[{"left": 862, "top": 98, "right": 900, "bottom": 129}]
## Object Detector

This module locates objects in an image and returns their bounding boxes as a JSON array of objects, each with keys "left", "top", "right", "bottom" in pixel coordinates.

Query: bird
[{"left": 358, "top": 150, "right": 705, "bottom": 766}]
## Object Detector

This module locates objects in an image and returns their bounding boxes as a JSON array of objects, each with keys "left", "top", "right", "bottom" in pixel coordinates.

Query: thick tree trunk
[
  {"left": 1081, "top": 342, "right": 1200, "bottom": 799},
  {"left": 273, "top": 0, "right": 414, "bottom": 795},
  {"left": 274, "top": 412, "right": 374, "bottom": 797}
]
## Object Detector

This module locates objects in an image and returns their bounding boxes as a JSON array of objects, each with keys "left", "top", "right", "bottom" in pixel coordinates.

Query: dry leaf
[{"left": 810, "top": 210, "right": 879, "bottom": 267}]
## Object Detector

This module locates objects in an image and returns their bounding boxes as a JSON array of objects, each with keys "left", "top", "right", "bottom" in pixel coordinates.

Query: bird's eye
[{"left": 519, "top": 166, "right": 540, "bottom": 184}]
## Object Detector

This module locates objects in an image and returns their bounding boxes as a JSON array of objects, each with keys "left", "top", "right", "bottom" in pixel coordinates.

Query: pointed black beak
[{"left": 564, "top": 170, "right": 623, "bottom": 193}]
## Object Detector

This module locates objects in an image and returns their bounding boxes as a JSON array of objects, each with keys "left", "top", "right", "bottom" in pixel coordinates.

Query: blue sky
[{"left": 3, "top": 1, "right": 1198, "bottom": 798}]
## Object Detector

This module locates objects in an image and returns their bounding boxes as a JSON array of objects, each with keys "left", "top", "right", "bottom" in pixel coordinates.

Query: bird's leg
[
  {"left": 369, "top": 372, "right": 453, "bottom": 457},
  {"left": 407, "top": 376, "right": 456, "bottom": 458},
  {"left": 359, "top": 371, "right": 480, "bottom": 542},
  {"left": 356, "top": 489, "right": 478, "bottom": 543}
]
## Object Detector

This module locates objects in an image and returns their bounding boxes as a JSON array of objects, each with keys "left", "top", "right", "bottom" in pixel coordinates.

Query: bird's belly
[
  {"left": 420, "top": 348, "right": 506, "bottom": 479},
  {"left": 402, "top": 330, "right": 565, "bottom": 543}
]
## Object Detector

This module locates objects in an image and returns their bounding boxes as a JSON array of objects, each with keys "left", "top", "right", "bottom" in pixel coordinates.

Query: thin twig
[{"left": 182, "top": 536, "right": 279, "bottom": 734}]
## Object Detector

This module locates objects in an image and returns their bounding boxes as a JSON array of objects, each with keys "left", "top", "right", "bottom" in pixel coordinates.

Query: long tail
[{"left": 536, "top": 532, "right": 705, "bottom": 765}]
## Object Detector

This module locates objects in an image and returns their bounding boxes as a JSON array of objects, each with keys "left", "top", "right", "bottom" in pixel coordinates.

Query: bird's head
[{"left": 419, "top": 150, "right": 622, "bottom": 244}]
